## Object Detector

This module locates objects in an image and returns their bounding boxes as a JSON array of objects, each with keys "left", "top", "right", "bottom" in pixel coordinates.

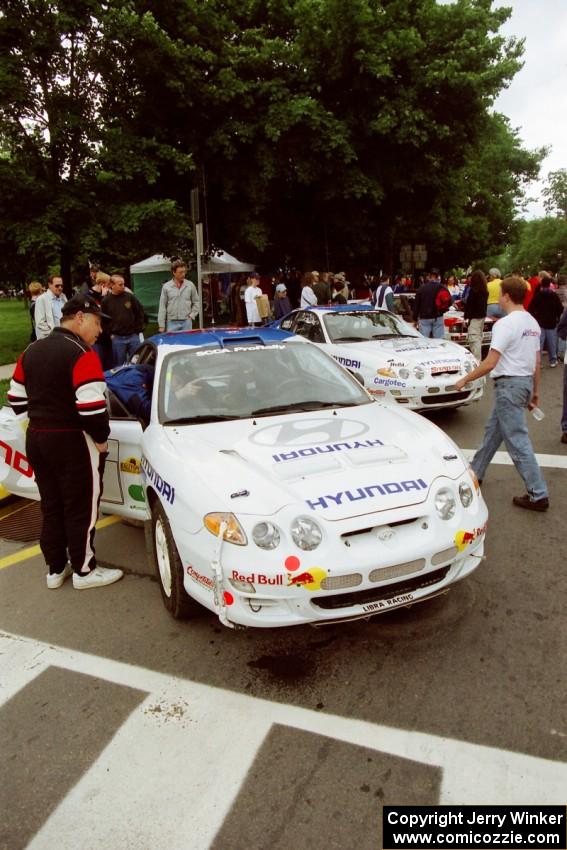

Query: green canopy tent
[{"left": 129, "top": 252, "right": 255, "bottom": 322}]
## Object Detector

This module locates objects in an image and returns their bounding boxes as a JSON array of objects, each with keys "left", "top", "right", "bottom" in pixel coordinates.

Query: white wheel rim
[{"left": 155, "top": 518, "right": 172, "bottom": 597}]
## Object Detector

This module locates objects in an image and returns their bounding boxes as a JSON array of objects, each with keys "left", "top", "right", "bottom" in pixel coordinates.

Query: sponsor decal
[
  {"left": 377, "top": 367, "right": 397, "bottom": 377},
  {"left": 362, "top": 593, "right": 414, "bottom": 613},
  {"left": 141, "top": 457, "right": 175, "bottom": 504},
  {"left": 522, "top": 330, "right": 540, "bottom": 338},
  {"left": 187, "top": 565, "right": 214, "bottom": 590},
  {"left": 373, "top": 377, "right": 406, "bottom": 388},
  {"left": 120, "top": 456, "right": 141, "bottom": 475},
  {"left": 128, "top": 484, "right": 146, "bottom": 503},
  {"left": 306, "top": 478, "right": 428, "bottom": 511},
  {"left": 394, "top": 343, "right": 440, "bottom": 353},
  {"left": 0, "top": 440, "right": 33, "bottom": 478},
  {"left": 431, "top": 363, "right": 460, "bottom": 375},
  {"left": 231, "top": 570, "right": 284, "bottom": 586},
  {"left": 272, "top": 437, "right": 384, "bottom": 463},
  {"left": 386, "top": 359, "right": 407, "bottom": 368},
  {"left": 333, "top": 355, "right": 362, "bottom": 370},
  {"left": 286, "top": 567, "right": 327, "bottom": 591},
  {"left": 368, "top": 389, "right": 386, "bottom": 396},
  {"left": 251, "top": 417, "right": 369, "bottom": 448},
  {"left": 455, "top": 523, "right": 487, "bottom": 552},
  {"left": 196, "top": 345, "right": 286, "bottom": 357}
]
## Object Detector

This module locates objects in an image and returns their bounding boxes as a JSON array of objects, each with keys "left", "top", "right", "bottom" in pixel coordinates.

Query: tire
[{"left": 151, "top": 500, "right": 200, "bottom": 619}]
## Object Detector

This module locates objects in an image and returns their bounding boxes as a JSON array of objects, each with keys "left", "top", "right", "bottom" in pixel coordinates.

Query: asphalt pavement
[{"left": 0, "top": 364, "right": 565, "bottom": 850}]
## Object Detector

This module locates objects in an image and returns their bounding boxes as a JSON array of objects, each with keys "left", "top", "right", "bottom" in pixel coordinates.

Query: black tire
[{"left": 151, "top": 500, "right": 200, "bottom": 619}]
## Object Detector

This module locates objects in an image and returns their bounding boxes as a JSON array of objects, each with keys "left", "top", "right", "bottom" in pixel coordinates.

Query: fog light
[
  {"left": 399, "top": 368, "right": 410, "bottom": 379},
  {"left": 229, "top": 577, "right": 256, "bottom": 593}
]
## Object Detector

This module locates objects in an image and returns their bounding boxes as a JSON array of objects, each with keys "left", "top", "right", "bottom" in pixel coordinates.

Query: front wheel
[{"left": 151, "top": 500, "right": 200, "bottom": 619}]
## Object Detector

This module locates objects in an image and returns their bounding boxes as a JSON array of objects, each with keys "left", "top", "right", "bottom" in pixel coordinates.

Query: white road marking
[
  {"left": 462, "top": 449, "right": 567, "bottom": 470},
  {"left": 1, "top": 631, "right": 565, "bottom": 850}
]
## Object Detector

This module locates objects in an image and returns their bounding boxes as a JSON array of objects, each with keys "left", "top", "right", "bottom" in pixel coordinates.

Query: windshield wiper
[
  {"left": 250, "top": 401, "right": 342, "bottom": 416},
  {"left": 332, "top": 335, "right": 369, "bottom": 342},
  {"left": 163, "top": 414, "right": 237, "bottom": 425}
]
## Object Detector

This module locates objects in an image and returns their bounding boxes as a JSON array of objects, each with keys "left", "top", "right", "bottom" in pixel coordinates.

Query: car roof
[
  {"left": 300, "top": 304, "right": 384, "bottom": 313},
  {"left": 148, "top": 326, "right": 294, "bottom": 348}
]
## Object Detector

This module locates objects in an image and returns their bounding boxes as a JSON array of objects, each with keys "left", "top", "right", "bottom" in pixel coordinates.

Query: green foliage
[
  {"left": 0, "top": 379, "right": 9, "bottom": 408},
  {"left": 0, "top": 301, "right": 33, "bottom": 364},
  {"left": 508, "top": 218, "right": 567, "bottom": 276},
  {"left": 543, "top": 170, "right": 567, "bottom": 218},
  {"left": 0, "top": 0, "right": 547, "bottom": 279}
]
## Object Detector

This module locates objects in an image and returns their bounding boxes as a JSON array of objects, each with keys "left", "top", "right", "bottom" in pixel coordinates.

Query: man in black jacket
[
  {"left": 412, "top": 271, "right": 446, "bottom": 338},
  {"left": 102, "top": 274, "right": 146, "bottom": 367},
  {"left": 8, "top": 295, "right": 124, "bottom": 590}
]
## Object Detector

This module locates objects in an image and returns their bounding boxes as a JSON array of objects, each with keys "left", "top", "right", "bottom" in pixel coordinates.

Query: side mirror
[{"left": 350, "top": 370, "right": 365, "bottom": 386}]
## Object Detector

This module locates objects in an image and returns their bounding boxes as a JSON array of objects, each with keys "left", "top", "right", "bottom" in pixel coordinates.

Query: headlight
[
  {"left": 459, "top": 482, "right": 474, "bottom": 507},
  {"left": 204, "top": 512, "right": 247, "bottom": 545},
  {"left": 291, "top": 516, "right": 322, "bottom": 550},
  {"left": 398, "top": 368, "right": 410, "bottom": 379},
  {"left": 464, "top": 361, "right": 473, "bottom": 373},
  {"left": 413, "top": 366, "right": 425, "bottom": 380},
  {"left": 434, "top": 487, "right": 456, "bottom": 520},
  {"left": 252, "top": 521, "right": 281, "bottom": 550}
]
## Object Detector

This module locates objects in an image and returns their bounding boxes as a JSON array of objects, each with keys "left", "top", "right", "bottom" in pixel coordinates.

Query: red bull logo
[
  {"left": 286, "top": 567, "right": 327, "bottom": 591},
  {"left": 455, "top": 524, "right": 487, "bottom": 552}
]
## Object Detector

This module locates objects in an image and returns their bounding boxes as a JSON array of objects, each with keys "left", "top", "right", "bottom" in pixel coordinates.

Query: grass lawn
[
  {"left": 0, "top": 300, "right": 31, "bottom": 365},
  {"left": 0, "top": 379, "right": 8, "bottom": 407}
]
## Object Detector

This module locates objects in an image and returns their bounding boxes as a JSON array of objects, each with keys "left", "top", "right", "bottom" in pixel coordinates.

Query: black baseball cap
[{"left": 62, "top": 294, "right": 110, "bottom": 319}]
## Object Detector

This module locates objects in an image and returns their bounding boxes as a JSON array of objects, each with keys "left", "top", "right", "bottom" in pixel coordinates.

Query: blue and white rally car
[
  {"left": 276, "top": 305, "right": 484, "bottom": 411},
  {"left": 0, "top": 327, "right": 487, "bottom": 629}
]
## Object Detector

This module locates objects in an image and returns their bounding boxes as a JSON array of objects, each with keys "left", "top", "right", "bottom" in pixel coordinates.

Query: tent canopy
[
  {"left": 129, "top": 251, "right": 254, "bottom": 276},
  {"left": 129, "top": 251, "right": 255, "bottom": 321}
]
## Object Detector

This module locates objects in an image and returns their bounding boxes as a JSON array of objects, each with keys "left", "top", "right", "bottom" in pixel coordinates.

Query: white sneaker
[
  {"left": 73, "top": 566, "right": 124, "bottom": 590},
  {"left": 46, "top": 564, "right": 73, "bottom": 590}
]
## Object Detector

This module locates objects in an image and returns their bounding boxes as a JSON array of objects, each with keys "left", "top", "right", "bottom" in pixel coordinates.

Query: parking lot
[{"left": 1, "top": 367, "right": 566, "bottom": 850}]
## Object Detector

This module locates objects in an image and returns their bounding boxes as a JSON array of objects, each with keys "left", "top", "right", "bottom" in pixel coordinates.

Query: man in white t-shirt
[
  {"left": 244, "top": 272, "right": 263, "bottom": 325},
  {"left": 455, "top": 275, "right": 549, "bottom": 511}
]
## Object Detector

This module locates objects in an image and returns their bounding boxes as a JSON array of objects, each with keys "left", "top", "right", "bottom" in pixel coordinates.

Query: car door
[{"left": 101, "top": 394, "right": 148, "bottom": 519}]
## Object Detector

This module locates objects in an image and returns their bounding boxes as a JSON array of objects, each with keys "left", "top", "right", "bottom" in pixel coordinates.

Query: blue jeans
[
  {"left": 111, "top": 333, "right": 142, "bottom": 367},
  {"left": 471, "top": 376, "right": 548, "bottom": 501},
  {"left": 418, "top": 317, "right": 445, "bottom": 338},
  {"left": 540, "top": 328, "right": 558, "bottom": 363},
  {"left": 166, "top": 319, "right": 192, "bottom": 332},
  {"left": 487, "top": 304, "right": 505, "bottom": 319}
]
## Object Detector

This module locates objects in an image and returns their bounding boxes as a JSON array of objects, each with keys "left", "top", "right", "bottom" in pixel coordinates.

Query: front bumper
[
  {"left": 368, "top": 378, "right": 484, "bottom": 410},
  {"left": 179, "top": 488, "right": 488, "bottom": 628}
]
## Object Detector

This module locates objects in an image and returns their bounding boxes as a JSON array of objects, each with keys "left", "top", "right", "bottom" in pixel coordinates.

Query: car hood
[
  {"left": 336, "top": 337, "right": 467, "bottom": 364},
  {"left": 160, "top": 404, "right": 469, "bottom": 520}
]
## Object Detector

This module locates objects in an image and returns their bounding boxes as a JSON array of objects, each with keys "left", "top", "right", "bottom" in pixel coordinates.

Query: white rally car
[
  {"left": 277, "top": 305, "right": 484, "bottom": 410},
  {"left": 0, "top": 328, "right": 487, "bottom": 629}
]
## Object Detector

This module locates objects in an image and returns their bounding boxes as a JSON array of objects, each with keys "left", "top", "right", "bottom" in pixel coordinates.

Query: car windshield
[
  {"left": 159, "top": 340, "right": 371, "bottom": 424},
  {"left": 323, "top": 311, "right": 420, "bottom": 343}
]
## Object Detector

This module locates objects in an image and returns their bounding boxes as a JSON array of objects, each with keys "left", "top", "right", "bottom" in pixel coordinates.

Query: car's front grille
[
  {"left": 312, "top": 565, "right": 451, "bottom": 610},
  {"left": 420, "top": 392, "right": 470, "bottom": 405}
]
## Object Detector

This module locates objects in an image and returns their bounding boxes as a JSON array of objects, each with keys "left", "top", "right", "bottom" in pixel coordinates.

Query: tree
[
  {"left": 0, "top": 0, "right": 193, "bottom": 287},
  {"left": 543, "top": 169, "right": 567, "bottom": 219},
  {"left": 508, "top": 218, "right": 567, "bottom": 276}
]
